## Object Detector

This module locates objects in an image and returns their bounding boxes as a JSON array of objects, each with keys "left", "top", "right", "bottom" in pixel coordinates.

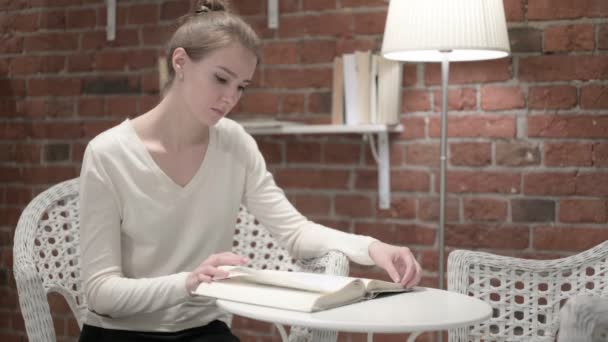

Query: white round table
[{"left": 217, "top": 287, "right": 492, "bottom": 341}]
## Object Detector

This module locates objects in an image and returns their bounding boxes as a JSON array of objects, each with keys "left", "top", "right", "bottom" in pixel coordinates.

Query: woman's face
[{"left": 175, "top": 43, "right": 257, "bottom": 126}]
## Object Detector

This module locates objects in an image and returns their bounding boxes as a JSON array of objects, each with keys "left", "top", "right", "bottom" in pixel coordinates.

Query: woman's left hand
[{"left": 368, "top": 241, "right": 422, "bottom": 288}]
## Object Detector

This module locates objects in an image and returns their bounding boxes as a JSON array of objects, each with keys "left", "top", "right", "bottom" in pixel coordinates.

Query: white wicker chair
[
  {"left": 557, "top": 295, "right": 608, "bottom": 342},
  {"left": 447, "top": 241, "right": 608, "bottom": 342},
  {"left": 13, "top": 178, "right": 348, "bottom": 342}
]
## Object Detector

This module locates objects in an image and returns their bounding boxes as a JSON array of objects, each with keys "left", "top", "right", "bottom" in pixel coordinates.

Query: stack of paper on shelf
[{"left": 331, "top": 50, "right": 403, "bottom": 126}]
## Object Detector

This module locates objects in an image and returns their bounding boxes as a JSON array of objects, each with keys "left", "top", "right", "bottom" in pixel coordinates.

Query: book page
[
  {"left": 219, "top": 266, "right": 356, "bottom": 293},
  {"left": 361, "top": 278, "right": 410, "bottom": 293}
]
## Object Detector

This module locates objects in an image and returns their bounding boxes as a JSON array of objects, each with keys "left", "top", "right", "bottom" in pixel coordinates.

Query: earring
[{"left": 179, "top": 73, "right": 184, "bottom": 80}]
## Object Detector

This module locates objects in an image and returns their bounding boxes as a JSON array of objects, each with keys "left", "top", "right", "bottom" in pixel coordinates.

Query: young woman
[{"left": 78, "top": 1, "right": 422, "bottom": 341}]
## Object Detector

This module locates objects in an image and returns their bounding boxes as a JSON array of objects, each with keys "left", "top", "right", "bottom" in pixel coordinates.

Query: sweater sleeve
[
  {"left": 79, "top": 144, "right": 191, "bottom": 319},
  {"left": 241, "top": 133, "right": 378, "bottom": 265}
]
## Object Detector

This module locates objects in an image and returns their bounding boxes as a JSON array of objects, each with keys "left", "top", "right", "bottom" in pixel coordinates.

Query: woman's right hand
[{"left": 186, "top": 252, "right": 249, "bottom": 294}]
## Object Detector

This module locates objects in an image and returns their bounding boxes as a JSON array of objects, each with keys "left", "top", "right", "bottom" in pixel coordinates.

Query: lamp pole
[{"left": 438, "top": 51, "right": 450, "bottom": 290}]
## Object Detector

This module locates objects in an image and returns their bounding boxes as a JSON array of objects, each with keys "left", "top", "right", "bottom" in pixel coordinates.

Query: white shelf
[
  {"left": 242, "top": 123, "right": 403, "bottom": 135},
  {"left": 241, "top": 122, "right": 403, "bottom": 209}
]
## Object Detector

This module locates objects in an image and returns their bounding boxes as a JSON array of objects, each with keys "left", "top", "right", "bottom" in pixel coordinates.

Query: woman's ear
[{"left": 172, "top": 47, "right": 188, "bottom": 77}]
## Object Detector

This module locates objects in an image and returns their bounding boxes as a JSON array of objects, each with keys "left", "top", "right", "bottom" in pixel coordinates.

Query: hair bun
[{"left": 195, "top": 0, "right": 229, "bottom": 14}]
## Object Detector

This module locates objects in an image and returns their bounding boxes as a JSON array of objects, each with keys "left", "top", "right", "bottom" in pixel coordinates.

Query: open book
[{"left": 193, "top": 266, "right": 411, "bottom": 313}]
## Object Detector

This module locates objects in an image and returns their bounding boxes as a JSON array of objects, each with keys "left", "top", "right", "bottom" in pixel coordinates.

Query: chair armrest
[
  {"left": 558, "top": 295, "right": 608, "bottom": 342},
  {"left": 297, "top": 250, "right": 350, "bottom": 277}
]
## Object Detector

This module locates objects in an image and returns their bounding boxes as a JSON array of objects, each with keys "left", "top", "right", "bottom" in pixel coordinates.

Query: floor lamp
[{"left": 381, "top": 0, "right": 511, "bottom": 290}]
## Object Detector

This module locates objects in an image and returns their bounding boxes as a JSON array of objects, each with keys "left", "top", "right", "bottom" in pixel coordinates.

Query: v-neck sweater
[{"left": 78, "top": 118, "right": 378, "bottom": 332}]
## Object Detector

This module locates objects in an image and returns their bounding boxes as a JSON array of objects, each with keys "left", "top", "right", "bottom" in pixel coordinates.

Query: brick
[
  {"left": 0, "top": 167, "right": 20, "bottom": 183},
  {"left": 236, "top": 91, "right": 279, "bottom": 115},
  {"left": 425, "top": 58, "right": 511, "bottom": 85},
  {"left": 593, "top": 143, "right": 608, "bottom": 167},
  {"left": 391, "top": 170, "right": 431, "bottom": 192},
  {"left": 24, "top": 33, "right": 78, "bottom": 52},
  {"left": 464, "top": 198, "right": 508, "bottom": 222},
  {"left": 279, "top": 12, "right": 353, "bottom": 38},
  {"left": 496, "top": 141, "right": 541, "bottom": 167},
  {"left": 13, "top": 12, "right": 39, "bottom": 33},
  {"left": 0, "top": 36, "right": 22, "bottom": 53},
  {"left": 67, "top": 8, "right": 96, "bottom": 28},
  {"left": 376, "top": 196, "right": 416, "bottom": 220},
  {"left": 481, "top": 86, "right": 525, "bottom": 111},
  {"left": 429, "top": 115, "right": 516, "bottom": 138},
  {"left": 432, "top": 88, "right": 476, "bottom": 112},
  {"left": 353, "top": 10, "right": 387, "bottom": 35},
  {"left": 9, "top": 55, "right": 65, "bottom": 75},
  {"left": 512, "top": 199, "right": 555, "bottom": 222},
  {"left": 504, "top": 0, "right": 525, "bottom": 21},
  {"left": 285, "top": 141, "right": 322, "bottom": 163},
  {"left": 534, "top": 227, "right": 608, "bottom": 251},
  {"left": 323, "top": 142, "right": 361, "bottom": 165},
  {"left": 275, "top": 169, "right": 349, "bottom": 189},
  {"left": 341, "top": 0, "right": 387, "bottom": 7},
  {"left": 263, "top": 68, "right": 331, "bottom": 89},
  {"left": 524, "top": 172, "right": 577, "bottom": 196},
  {"left": 83, "top": 78, "right": 140, "bottom": 94},
  {"left": 78, "top": 97, "right": 105, "bottom": 117},
  {"left": 575, "top": 173, "right": 608, "bottom": 196},
  {"left": 450, "top": 142, "right": 491, "bottom": 166},
  {"left": 127, "top": 49, "right": 157, "bottom": 70},
  {"left": 94, "top": 51, "right": 127, "bottom": 71},
  {"left": 15, "top": 143, "right": 41, "bottom": 163},
  {"left": 544, "top": 24, "right": 594, "bottom": 52},
  {"left": 560, "top": 199, "right": 607, "bottom": 223},
  {"left": 509, "top": 27, "right": 542, "bottom": 52},
  {"left": 302, "top": 0, "right": 337, "bottom": 11},
  {"left": 28, "top": 78, "right": 81, "bottom": 97},
  {"left": 520, "top": 56, "right": 608, "bottom": 82},
  {"left": 5, "top": 186, "right": 33, "bottom": 206},
  {"left": 308, "top": 92, "right": 331, "bottom": 114},
  {"left": 127, "top": 3, "right": 159, "bottom": 25},
  {"left": 39, "top": 9, "right": 66, "bottom": 30},
  {"left": 580, "top": 84, "right": 608, "bottom": 109},
  {"left": 399, "top": 117, "right": 426, "bottom": 140},
  {"left": 299, "top": 40, "right": 336, "bottom": 64},
  {"left": 262, "top": 41, "right": 299, "bottom": 65},
  {"left": 22, "top": 98, "right": 76, "bottom": 118},
  {"left": 293, "top": 194, "right": 331, "bottom": 216},
  {"left": 446, "top": 224, "right": 529, "bottom": 249},
  {"left": 528, "top": 115, "right": 608, "bottom": 139},
  {"left": 0, "top": 79, "right": 26, "bottom": 97},
  {"left": 105, "top": 96, "right": 138, "bottom": 117},
  {"left": 403, "top": 90, "right": 431, "bottom": 112},
  {"left": 528, "top": 0, "right": 608, "bottom": 20},
  {"left": 335, "top": 194, "right": 374, "bottom": 217},
  {"left": 82, "top": 29, "right": 139, "bottom": 50},
  {"left": 280, "top": 93, "right": 305, "bottom": 113},
  {"left": 406, "top": 143, "right": 439, "bottom": 166},
  {"left": 528, "top": 85, "right": 577, "bottom": 109},
  {"left": 403, "top": 64, "right": 417, "bottom": 87},
  {"left": 279, "top": 0, "right": 299, "bottom": 13},
  {"left": 231, "top": 0, "right": 265, "bottom": 15},
  {"left": 545, "top": 142, "right": 593, "bottom": 166},
  {"left": 21, "top": 166, "right": 77, "bottom": 185},
  {"left": 160, "top": 0, "right": 190, "bottom": 20},
  {"left": 446, "top": 171, "right": 520, "bottom": 194},
  {"left": 67, "top": 53, "right": 95, "bottom": 72},
  {"left": 354, "top": 223, "right": 436, "bottom": 246},
  {"left": 600, "top": 24, "right": 608, "bottom": 50}
]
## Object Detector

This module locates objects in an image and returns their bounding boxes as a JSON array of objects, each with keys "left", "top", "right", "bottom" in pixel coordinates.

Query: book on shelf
[
  {"left": 193, "top": 266, "right": 411, "bottom": 313},
  {"left": 332, "top": 50, "right": 403, "bottom": 126},
  {"left": 331, "top": 56, "right": 344, "bottom": 125}
]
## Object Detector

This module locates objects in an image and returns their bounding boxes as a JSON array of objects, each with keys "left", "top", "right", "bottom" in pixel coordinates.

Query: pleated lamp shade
[{"left": 381, "top": 0, "right": 510, "bottom": 62}]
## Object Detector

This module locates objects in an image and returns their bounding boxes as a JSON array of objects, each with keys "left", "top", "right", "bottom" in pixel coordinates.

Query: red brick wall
[{"left": 1, "top": 0, "right": 607, "bottom": 341}]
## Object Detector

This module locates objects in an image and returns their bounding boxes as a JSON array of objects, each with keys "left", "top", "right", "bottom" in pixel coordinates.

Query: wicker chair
[
  {"left": 557, "top": 295, "right": 608, "bottom": 342},
  {"left": 447, "top": 241, "right": 608, "bottom": 341},
  {"left": 13, "top": 178, "right": 348, "bottom": 342}
]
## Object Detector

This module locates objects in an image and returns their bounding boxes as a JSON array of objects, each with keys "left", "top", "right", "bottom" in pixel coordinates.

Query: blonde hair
[{"left": 163, "top": 0, "right": 260, "bottom": 92}]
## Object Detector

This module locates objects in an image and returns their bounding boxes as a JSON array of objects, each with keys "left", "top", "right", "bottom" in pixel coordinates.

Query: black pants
[{"left": 79, "top": 320, "right": 240, "bottom": 342}]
